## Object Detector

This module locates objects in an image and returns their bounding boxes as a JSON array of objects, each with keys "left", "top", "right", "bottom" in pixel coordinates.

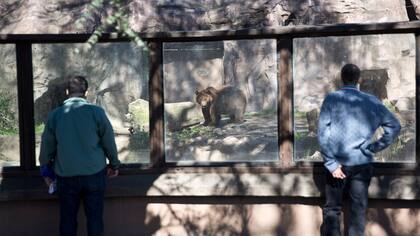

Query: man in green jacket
[{"left": 39, "top": 75, "right": 120, "bottom": 236}]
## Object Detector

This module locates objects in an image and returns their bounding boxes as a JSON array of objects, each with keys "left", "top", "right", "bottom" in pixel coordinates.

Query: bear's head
[{"left": 195, "top": 87, "right": 217, "bottom": 108}]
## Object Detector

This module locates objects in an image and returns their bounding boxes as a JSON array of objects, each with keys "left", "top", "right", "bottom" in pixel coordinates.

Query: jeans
[
  {"left": 57, "top": 169, "right": 106, "bottom": 236},
  {"left": 321, "top": 164, "right": 373, "bottom": 236}
]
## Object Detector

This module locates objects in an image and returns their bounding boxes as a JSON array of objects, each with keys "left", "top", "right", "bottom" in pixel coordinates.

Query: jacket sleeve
[
  {"left": 97, "top": 108, "right": 120, "bottom": 170},
  {"left": 369, "top": 103, "right": 401, "bottom": 153},
  {"left": 317, "top": 95, "right": 339, "bottom": 173},
  {"left": 39, "top": 112, "right": 57, "bottom": 166}
]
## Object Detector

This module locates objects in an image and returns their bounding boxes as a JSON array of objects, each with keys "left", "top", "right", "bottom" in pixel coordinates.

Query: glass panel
[
  {"left": 0, "top": 44, "right": 19, "bottom": 167},
  {"left": 33, "top": 43, "right": 149, "bottom": 164},
  {"left": 163, "top": 40, "right": 279, "bottom": 163},
  {"left": 293, "top": 34, "right": 416, "bottom": 163}
]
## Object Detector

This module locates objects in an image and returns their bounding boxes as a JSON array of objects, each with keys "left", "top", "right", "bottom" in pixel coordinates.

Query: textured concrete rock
[
  {"left": 164, "top": 101, "right": 202, "bottom": 131},
  {"left": 395, "top": 97, "right": 416, "bottom": 111},
  {"left": 164, "top": 39, "right": 277, "bottom": 113},
  {"left": 294, "top": 34, "right": 416, "bottom": 112},
  {"left": 128, "top": 99, "right": 150, "bottom": 132},
  {"left": 410, "top": 0, "right": 420, "bottom": 19},
  {"left": 31, "top": 42, "right": 149, "bottom": 132},
  {"left": 0, "top": 0, "right": 410, "bottom": 34},
  {"left": 359, "top": 69, "right": 390, "bottom": 100}
]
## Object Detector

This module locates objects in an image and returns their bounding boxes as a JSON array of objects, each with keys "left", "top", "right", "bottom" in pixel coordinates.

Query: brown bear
[{"left": 195, "top": 86, "right": 247, "bottom": 127}]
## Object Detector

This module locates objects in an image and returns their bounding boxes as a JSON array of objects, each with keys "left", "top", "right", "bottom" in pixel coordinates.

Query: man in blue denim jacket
[{"left": 318, "top": 64, "right": 401, "bottom": 236}]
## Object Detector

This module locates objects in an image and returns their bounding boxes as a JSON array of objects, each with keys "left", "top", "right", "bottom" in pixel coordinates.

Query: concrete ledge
[{"left": 1, "top": 172, "right": 418, "bottom": 201}]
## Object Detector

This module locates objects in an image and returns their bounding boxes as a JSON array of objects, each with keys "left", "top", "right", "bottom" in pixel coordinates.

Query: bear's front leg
[{"left": 202, "top": 107, "right": 211, "bottom": 126}]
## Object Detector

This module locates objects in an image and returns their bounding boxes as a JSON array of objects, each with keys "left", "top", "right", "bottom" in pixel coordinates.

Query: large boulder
[
  {"left": 165, "top": 101, "right": 203, "bottom": 132},
  {"left": 128, "top": 99, "right": 150, "bottom": 132},
  {"left": 395, "top": 97, "right": 416, "bottom": 112}
]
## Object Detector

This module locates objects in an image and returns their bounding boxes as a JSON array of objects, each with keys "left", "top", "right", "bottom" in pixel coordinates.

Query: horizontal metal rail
[{"left": 1, "top": 21, "right": 420, "bottom": 43}]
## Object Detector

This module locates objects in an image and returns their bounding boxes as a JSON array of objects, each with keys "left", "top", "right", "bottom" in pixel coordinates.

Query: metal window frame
[{"left": 0, "top": 20, "right": 419, "bottom": 176}]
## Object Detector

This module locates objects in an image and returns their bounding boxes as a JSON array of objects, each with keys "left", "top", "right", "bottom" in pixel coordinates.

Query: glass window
[
  {"left": 0, "top": 44, "right": 19, "bottom": 167},
  {"left": 163, "top": 40, "right": 279, "bottom": 163},
  {"left": 33, "top": 42, "right": 149, "bottom": 164},
  {"left": 293, "top": 34, "right": 416, "bottom": 163}
]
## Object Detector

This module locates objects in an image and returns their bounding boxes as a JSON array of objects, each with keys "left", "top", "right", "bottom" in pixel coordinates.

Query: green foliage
[
  {"left": 130, "top": 130, "right": 149, "bottom": 149},
  {"left": 0, "top": 90, "right": 18, "bottom": 136},
  {"left": 76, "top": 0, "right": 147, "bottom": 51},
  {"left": 173, "top": 126, "right": 214, "bottom": 142},
  {"left": 294, "top": 132, "right": 303, "bottom": 141},
  {"left": 35, "top": 123, "right": 45, "bottom": 135},
  {"left": 294, "top": 110, "right": 306, "bottom": 119},
  {"left": 383, "top": 100, "right": 397, "bottom": 113}
]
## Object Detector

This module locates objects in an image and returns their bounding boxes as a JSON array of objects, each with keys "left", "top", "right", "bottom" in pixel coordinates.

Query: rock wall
[
  {"left": 164, "top": 39, "right": 277, "bottom": 112},
  {"left": 32, "top": 42, "right": 148, "bottom": 131},
  {"left": 293, "top": 34, "right": 416, "bottom": 112},
  {"left": 0, "top": 0, "right": 412, "bottom": 34}
]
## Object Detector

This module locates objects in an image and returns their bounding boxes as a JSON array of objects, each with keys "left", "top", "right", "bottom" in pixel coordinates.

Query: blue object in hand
[{"left": 40, "top": 165, "right": 56, "bottom": 180}]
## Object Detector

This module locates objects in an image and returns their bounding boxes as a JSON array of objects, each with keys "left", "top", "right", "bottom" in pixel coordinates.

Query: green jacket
[{"left": 39, "top": 97, "right": 120, "bottom": 177}]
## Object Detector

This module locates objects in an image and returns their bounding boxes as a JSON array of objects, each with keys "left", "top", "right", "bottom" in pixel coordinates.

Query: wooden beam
[
  {"left": 278, "top": 38, "right": 294, "bottom": 167},
  {"left": 416, "top": 34, "right": 420, "bottom": 165},
  {"left": 16, "top": 43, "right": 36, "bottom": 170},
  {"left": 148, "top": 41, "right": 165, "bottom": 168}
]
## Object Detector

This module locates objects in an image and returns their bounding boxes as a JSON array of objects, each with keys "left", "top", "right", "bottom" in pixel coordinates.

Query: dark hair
[
  {"left": 67, "top": 76, "right": 88, "bottom": 96},
  {"left": 341, "top": 64, "right": 360, "bottom": 85}
]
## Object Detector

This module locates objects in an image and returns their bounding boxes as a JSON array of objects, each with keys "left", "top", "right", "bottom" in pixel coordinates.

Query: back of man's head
[
  {"left": 341, "top": 64, "right": 360, "bottom": 85},
  {"left": 67, "top": 76, "right": 88, "bottom": 97}
]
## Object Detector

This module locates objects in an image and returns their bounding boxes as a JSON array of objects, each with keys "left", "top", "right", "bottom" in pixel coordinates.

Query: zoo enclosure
[{"left": 0, "top": 21, "right": 419, "bottom": 201}]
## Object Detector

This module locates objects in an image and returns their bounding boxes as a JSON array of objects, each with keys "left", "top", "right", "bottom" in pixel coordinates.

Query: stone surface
[
  {"left": 0, "top": 0, "right": 411, "bottom": 34},
  {"left": 165, "top": 114, "right": 278, "bottom": 162},
  {"left": 164, "top": 101, "right": 202, "bottom": 131},
  {"left": 294, "top": 34, "right": 416, "bottom": 112},
  {"left": 164, "top": 39, "right": 277, "bottom": 113},
  {"left": 395, "top": 97, "right": 416, "bottom": 112},
  {"left": 128, "top": 99, "right": 150, "bottom": 132},
  {"left": 31, "top": 42, "right": 149, "bottom": 132}
]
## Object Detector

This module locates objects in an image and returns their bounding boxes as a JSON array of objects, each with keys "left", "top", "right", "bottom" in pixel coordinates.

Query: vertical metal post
[
  {"left": 148, "top": 41, "right": 165, "bottom": 168},
  {"left": 278, "top": 38, "right": 294, "bottom": 167},
  {"left": 415, "top": 34, "right": 420, "bottom": 164},
  {"left": 16, "top": 42, "right": 36, "bottom": 170}
]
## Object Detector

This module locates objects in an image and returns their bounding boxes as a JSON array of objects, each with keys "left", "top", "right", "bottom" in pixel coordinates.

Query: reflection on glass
[
  {"left": 0, "top": 44, "right": 19, "bottom": 167},
  {"left": 163, "top": 40, "right": 279, "bottom": 163},
  {"left": 293, "top": 34, "right": 416, "bottom": 163},
  {"left": 33, "top": 43, "right": 149, "bottom": 164}
]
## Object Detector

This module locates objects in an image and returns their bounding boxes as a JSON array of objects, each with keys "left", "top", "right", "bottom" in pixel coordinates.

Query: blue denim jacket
[{"left": 317, "top": 85, "right": 401, "bottom": 173}]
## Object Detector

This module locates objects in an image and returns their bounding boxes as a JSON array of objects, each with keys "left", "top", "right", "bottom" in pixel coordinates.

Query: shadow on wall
[
  {"left": 2, "top": 1, "right": 420, "bottom": 236},
  {"left": 34, "top": 77, "right": 68, "bottom": 125}
]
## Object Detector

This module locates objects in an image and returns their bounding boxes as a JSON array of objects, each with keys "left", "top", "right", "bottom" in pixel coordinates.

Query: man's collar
[
  {"left": 341, "top": 84, "right": 359, "bottom": 91},
  {"left": 64, "top": 97, "right": 88, "bottom": 104}
]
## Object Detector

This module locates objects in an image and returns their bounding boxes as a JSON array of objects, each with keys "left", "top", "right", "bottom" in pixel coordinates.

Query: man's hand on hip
[
  {"left": 332, "top": 166, "right": 346, "bottom": 179},
  {"left": 107, "top": 167, "right": 119, "bottom": 178}
]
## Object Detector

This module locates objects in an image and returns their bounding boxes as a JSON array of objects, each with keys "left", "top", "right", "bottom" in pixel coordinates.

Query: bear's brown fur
[{"left": 195, "top": 86, "right": 247, "bottom": 127}]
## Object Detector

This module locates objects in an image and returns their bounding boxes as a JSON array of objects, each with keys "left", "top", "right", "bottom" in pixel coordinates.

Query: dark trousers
[
  {"left": 321, "top": 164, "right": 373, "bottom": 236},
  {"left": 57, "top": 169, "right": 106, "bottom": 236}
]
